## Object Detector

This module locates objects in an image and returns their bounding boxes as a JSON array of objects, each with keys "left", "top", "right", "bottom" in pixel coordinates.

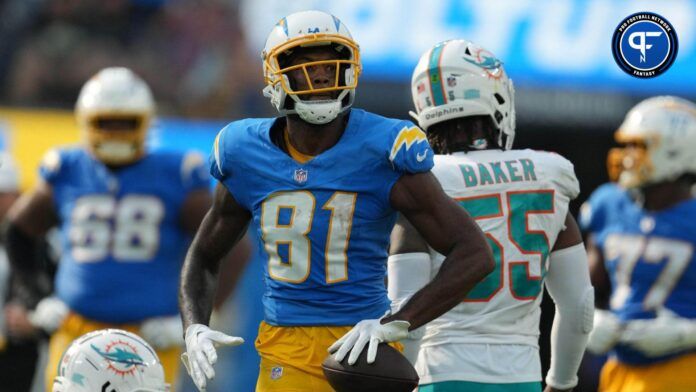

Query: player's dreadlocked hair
[{"left": 427, "top": 115, "right": 502, "bottom": 154}]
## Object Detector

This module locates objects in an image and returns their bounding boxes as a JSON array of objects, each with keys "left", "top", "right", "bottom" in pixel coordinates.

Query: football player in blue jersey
[
  {"left": 581, "top": 96, "right": 696, "bottom": 391},
  {"left": 178, "top": 10, "right": 495, "bottom": 392},
  {"left": 5, "top": 67, "right": 214, "bottom": 391}
]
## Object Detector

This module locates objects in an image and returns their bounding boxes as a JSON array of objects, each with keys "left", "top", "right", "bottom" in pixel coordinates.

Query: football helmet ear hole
[{"left": 494, "top": 110, "right": 504, "bottom": 124}]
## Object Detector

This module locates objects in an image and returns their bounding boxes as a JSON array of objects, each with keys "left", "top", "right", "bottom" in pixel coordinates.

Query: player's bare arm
[
  {"left": 385, "top": 171, "right": 494, "bottom": 329},
  {"left": 4, "top": 180, "right": 62, "bottom": 338},
  {"left": 587, "top": 235, "right": 611, "bottom": 309},
  {"left": 179, "top": 183, "right": 251, "bottom": 330},
  {"left": 7, "top": 180, "right": 58, "bottom": 236},
  {"left": 552, "top": 213, "right": 583, "bottom": 251},
  {"left": 390, "top": 214, "right": 428, "bottom": 255},
  {"left": 585, "top": 232, "right": 623, "bottom": 356},
  {"left": 180, "top": 188, "right": 213, "bottom": 234},
  {"left": 178, "top": 187, "right": 252, "bottom": 309},
  {"left": 211, "top": 236, "right": 252, "bottom": 309},
  {"left": 179, "top": 183, "right": 250, "bottom": 390},
  {"left": 5, "top": 181, "right": 58, "bottom": 295}
]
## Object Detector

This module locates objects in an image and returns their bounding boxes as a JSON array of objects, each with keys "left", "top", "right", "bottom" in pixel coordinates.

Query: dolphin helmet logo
[
  {"left": 92, "top": 341, "right": 146, "bottom": 376},
  {"left": 463, "top": 48, "right": 504, "bottom": 79}
]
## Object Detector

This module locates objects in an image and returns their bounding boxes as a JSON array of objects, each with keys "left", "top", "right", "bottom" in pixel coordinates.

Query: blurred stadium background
[{"left": 0, "top": 0, "right": 694, "bottom": 391}]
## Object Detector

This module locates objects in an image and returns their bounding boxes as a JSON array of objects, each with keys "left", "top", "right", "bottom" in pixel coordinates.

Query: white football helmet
[
  {"left": 76, "top": 67, "right": 155, "bottom": 165},
  {"left": 411, "top": 39, "right": 516, "bottom": 149},
  {"left": 262, "top": 10, "right": 361, "bottom": 124},
  {"left": 608, "top": 96, "right": 696, "bottom": 188},
  {"left": 52, "top": 329, "right": 168, "bottom": 392}
]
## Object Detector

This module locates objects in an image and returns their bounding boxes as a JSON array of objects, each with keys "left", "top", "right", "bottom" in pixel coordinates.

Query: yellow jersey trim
[{"left": 284, "top": 130, "right": 315, "bottom": 164}]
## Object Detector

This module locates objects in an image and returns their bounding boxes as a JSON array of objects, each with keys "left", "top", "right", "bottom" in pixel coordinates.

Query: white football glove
[
  {"left": 28, "top": 296, "right": 69, "bottom": 333},
  {"left": 328, "top": 318, "right": 410, "bottom": 365},
  {"left": 620, "top": 309, "right": 696, "bottom": 357},
  {"left": 586, "top": 310, "right": 622, "bottom": 354},
  {"left": 140, "top": 315, "right": 184, "bottom": 350},
  {"left": 181, "top": 324, "right": 244, "bottom": 391}
]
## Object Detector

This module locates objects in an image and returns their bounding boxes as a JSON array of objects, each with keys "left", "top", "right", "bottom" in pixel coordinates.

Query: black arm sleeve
[{"left": 3, "top": 222, "right": 53, "bottom": 307}]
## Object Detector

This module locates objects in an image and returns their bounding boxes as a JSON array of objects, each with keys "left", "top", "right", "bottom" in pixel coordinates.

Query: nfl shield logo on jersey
[
  {"left": 293, "top": 168, "right": 308, "bottom": 184},
  {"left": 271, "top": 366, "right": 283, "bottom": 380}
]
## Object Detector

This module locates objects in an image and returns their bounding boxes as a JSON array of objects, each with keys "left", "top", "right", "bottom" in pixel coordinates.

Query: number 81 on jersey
[{"left": 260, "top": 191, "right": 357, "bottom": 284}]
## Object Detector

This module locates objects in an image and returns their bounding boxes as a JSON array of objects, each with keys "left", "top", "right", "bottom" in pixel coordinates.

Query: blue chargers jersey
[
  {"left": 41, "top": 147, "right": 209, "bottom": 323},
  {"left": 580, "top": 183, "right": 696, "bottom": 365},
  {"left": 211, "top": 109, "right": 434, "bottom": 326}
]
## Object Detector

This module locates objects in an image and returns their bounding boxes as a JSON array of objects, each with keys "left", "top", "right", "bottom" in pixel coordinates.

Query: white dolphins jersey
[{"left": 417, "top": 149, "right": 579, "bottom": 385}]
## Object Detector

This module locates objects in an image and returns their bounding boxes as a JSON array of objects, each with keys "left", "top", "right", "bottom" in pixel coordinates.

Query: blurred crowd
[{"left": 0, "top": 0, "right": 268, "bottom": 118}]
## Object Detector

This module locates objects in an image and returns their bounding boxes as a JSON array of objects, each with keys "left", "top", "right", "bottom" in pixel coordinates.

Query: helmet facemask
[
  {"left": 264, "top": 37, "right": 360, "bottom": 124},
  {"left": 81, "top": 113, "right": 151, "bottom": 165},
  {"left": 261, "top": 11, "right": 361, "bottom": 125},
  {"left": 607, "top": 137, "right": 653, "bottom": 188}
]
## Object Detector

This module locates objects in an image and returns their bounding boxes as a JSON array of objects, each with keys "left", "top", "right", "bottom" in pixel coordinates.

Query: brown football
[{"left": 322, "top": 343, "right": 419, "bottom": 392}]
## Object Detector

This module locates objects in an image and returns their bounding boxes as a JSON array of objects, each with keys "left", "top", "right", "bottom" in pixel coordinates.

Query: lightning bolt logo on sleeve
[
  {"left": 213, "top": 131, "right": 223, "bottom": 176},
  {"left": 389, "top": 126, "right": 428, "bottom": 162}
]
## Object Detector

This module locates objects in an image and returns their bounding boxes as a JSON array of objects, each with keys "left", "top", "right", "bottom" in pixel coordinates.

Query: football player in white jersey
[{"left": 388, "top": 39, "right": 594, "bottom": 392}]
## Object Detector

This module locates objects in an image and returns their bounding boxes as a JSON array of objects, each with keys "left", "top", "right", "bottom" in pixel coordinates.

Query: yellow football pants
[
  {"left": 45, "top": 312, "right": 181, "bottom": 392},
  {"left": 600, "top": 352, "right": 696, "bottom": 392},
  {"left": 254, "top": 321, "right": 402, "bottom": 392}
]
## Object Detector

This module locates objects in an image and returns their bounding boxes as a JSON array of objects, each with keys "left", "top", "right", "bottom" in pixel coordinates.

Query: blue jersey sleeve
[
  {"left": 579, "top": 183, "right": 623, "bottom": 234},
  {"left": 207, "top": 119, "right": 265, "bottom": 209},
  {"left": 387, "top": 121, "right": 434, "bottom": 174},
  {"left": 180, "top": 150, "right": 210, "bottom": 192},
  {"left": 38, "top": 148, "right": 68, "bottom": 185},
  {"left": 210, "top": 125, "right": 230, "bottom": 181},
  {"left": 39, "top": 149, "right": 62, "bottom": 185}
]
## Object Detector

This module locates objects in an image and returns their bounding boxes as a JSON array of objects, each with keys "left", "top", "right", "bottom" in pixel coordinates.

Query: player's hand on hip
[
  {"left": 328, "top": 318, "right": 410, "bottom": 365},
  {"left": 586, "top": 310, "right": 622, "bottom": 354},
  {"left": 181, "top": 324, "right": 244, "bottom": 391},
  {"left": 620, "top": 308, "right": 696, "bottom": 357},
  {"left": 140, "top": 315, "right": 183, "bottom": 349}
]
